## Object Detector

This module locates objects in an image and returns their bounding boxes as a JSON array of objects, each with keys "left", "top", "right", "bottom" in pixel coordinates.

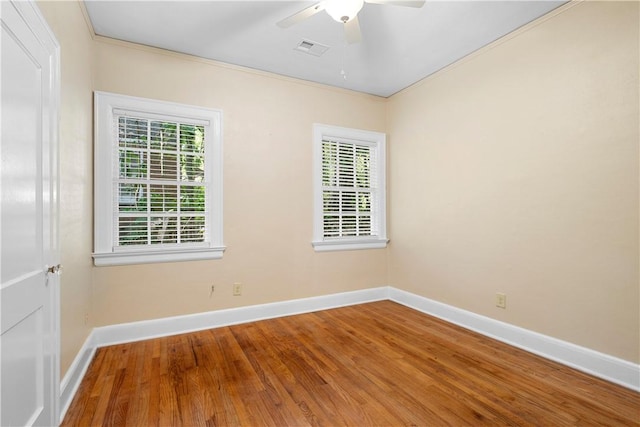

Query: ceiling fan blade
[
  {"left": 344, "top": 15, "right": 362, "bottom": 44},
  {"left": 364, "top": 0, "right": 425, "bottom": 7},
  {"left": 276, "top": 2, "right": 326, "bottom": 28}
]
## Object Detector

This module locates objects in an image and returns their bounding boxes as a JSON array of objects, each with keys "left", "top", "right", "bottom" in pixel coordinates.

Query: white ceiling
[{"left": 84, "top": 0, "right": 566, "bottom": 97}]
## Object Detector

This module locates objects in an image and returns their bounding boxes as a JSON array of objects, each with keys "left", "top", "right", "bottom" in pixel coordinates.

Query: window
[
  {"left": 93, "top": 92, "right": 224, "bottom": 266},
  {"left": 312, "top": 124, "right": 387, "bottom": 251}
]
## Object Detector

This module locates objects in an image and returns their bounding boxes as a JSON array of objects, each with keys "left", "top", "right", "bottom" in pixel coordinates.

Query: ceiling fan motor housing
[{"left": 325, "top": 0, "right": 364, "bottom": 23}]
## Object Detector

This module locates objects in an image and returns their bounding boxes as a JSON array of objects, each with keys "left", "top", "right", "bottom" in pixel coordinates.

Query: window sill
[
  {"left": 93, "top": 246, "right": 226, "bottom": 266},
  {"left": 312, "top": 238, "right": 388, "bottom": 252}
]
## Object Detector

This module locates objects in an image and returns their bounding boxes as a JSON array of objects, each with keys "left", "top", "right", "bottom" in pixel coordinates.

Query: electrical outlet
[
  {"left": 84, "top": 312, "right": 89, "bottom": 325},
  {"left": 209, "top": 285, "right": 215, "bottom": 298},
  {"left": 233, "top": 283, "right": 242, "bottom": 296},
  {"left": 496, "top": 293, "right": 507, "bottom": 309}
]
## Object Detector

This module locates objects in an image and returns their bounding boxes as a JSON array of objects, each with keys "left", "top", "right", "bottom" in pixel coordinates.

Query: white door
[{"left": 1, "top": 1, "right": 60, "bottom": 426}]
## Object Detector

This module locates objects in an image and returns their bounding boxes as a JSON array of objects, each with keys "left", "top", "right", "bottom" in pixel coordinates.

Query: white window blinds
[
  {"left": 312, "top": 123, "right": 387, "bottom": 252},
  {"left": 115, "top": 115, "right": 209, "bottom": 248},
  {"left": 94, "top": 92, "right": 223, "bottom": 266},
  {"left": 321, "top": 138, "right": 377, "bottom": 238}
]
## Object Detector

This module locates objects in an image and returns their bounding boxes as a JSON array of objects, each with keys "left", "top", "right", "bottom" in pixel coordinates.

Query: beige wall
[
  {"left": 387, "top": 1, "right": 639, "bottom": 362},
  {"left": 90, "top": 40, "right": 389, "bottom": 326},
  {"left": 38, "top": 0, "right": 639, "bottom": 379},
  {"left": 37, "top": 0, "right": 94, "bottom": 376}
]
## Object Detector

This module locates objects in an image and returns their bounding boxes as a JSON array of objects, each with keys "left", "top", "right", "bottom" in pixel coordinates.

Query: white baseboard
[
  {"left": 59, "top": 333, "right": 97, "bottom": 424},
  {"left": 388, "top": 287, "right": 640, "bottom": 392},
  {"left": 58, "top": 285, "right": 639, "bottom": 423}
]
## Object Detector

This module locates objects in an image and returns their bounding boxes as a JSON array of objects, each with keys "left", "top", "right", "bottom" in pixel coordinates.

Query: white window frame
[
  {"left": 312, "top": 123, "right": 388, "bottom": 252},
  {"left": 93, "top": 91, "right": 224, "bottom": 266}
]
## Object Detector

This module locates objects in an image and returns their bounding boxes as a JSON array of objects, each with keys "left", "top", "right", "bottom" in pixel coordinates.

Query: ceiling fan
[{"left": 277, "top": 0, "right": 426, "bottom": 44}]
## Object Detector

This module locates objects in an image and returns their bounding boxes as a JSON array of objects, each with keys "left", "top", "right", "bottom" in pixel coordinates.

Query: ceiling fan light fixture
[{"left": 325, "top": 0, "right": 364, "bottom": 23}]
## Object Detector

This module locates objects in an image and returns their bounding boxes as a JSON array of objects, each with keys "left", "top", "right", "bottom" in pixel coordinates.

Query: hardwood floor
[{"left": 62, "top": 301, "right": 640, "bottom": 426}]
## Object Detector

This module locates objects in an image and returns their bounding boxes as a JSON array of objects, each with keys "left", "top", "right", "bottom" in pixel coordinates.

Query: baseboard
[
  {"left": 92, "top": 286, "right": 389, "bottom": 347},
  {"left": 59, "top": 333, "right": 97, "bottom": 424},
  {"left": 388, "top": 287, "right": 640, "bottom": 392}
]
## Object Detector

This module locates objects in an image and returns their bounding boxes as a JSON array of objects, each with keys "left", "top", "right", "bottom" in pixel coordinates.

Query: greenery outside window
[{"left": 93, "top": 92, "right": 224, "bottom": 265}]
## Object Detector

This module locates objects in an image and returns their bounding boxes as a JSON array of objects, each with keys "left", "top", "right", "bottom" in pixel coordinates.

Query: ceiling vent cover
[{"left": 294, "top": 39, "right": 330, "bottom": 57}]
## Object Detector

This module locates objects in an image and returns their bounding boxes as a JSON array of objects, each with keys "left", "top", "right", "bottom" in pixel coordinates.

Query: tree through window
[
  {"left": 117, "top": 118, "right": 207, "bottom": 246},
  {"left": 93, "top": 92, "right": 224, "bottom": 266}
]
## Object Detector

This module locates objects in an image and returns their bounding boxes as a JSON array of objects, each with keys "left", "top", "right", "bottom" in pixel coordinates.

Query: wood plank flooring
[{"left": 62, "top": 301, "right": 640, "bottom": 426}]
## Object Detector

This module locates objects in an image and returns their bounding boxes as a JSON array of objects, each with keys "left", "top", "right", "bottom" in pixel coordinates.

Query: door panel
[
  {"left": 1, "top": 308, "right": 45, "bottom": 426},
  {"left": 1, "top": 1, "right": 60, "bottom": 425},
  {"left": 0, "top": 18, "right": 41, "bottom": 285}
]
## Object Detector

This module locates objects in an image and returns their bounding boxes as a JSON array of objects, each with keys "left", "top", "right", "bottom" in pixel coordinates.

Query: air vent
[{"left": 294, "top": 39, "right": 330, "bottom": 57}]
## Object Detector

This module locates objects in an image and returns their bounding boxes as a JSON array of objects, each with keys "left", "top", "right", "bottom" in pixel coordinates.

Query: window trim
[
  {"left": 312, "top": 123, "right": 388, "bottom": 252},
  {"left": 93, "top": 91, "right": 224, "bottom": 266}
]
